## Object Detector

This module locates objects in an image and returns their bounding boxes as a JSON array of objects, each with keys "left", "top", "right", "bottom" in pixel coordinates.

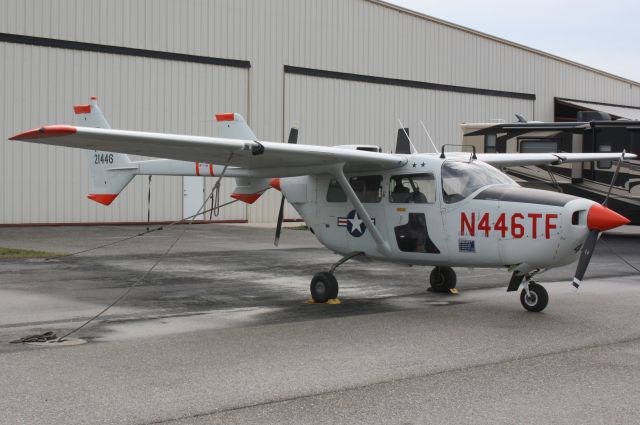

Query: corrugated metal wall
[
  {"left": 1, "top": 0, "right": 639, "bottom": 223},
  {"left": 284, "top": 74, "right": 534, "bottom": 151},
  {"left": 0, "top": 42, "right": 248, "bottom": 223}
]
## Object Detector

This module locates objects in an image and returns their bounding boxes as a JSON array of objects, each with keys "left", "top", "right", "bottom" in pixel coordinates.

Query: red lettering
[
  {"left": 545, "top": 214, "right": 558, "bottom": 239},
  {"left": 528, "top": 213, "right": 542, "bottom": 239},
  {"left": 511, "top": 213, "right": 525, "bottom": 238},
  {"left": 460, "top": 212, "right": 475, "bottom": 236},
  {"left": 478, "top": 213, "right": 491, "bottom": 237},
  {"left": 494, "top": 213, "right": 507, "bottom": 238}
]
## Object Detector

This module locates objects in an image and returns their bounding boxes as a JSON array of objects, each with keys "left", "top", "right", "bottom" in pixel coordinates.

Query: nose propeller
[
  {"left": 572, "top": 151, "right": 629, "bottom": 288},
  {"left": 273, "top": 126, "right": 299, "bottom": 246}
]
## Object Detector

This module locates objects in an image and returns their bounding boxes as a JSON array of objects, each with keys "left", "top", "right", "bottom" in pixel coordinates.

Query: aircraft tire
[
  {"left": 520, "top": 282, "right": 548, "bottom": 312},
  {"left": 310, "top": 272, "right": 339, "bottom": 303},
  {"left": 429, "top": 266, "right": 457, "bottom": 293}
]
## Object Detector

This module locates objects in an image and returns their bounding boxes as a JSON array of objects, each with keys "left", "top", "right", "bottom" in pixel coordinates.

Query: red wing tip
[
  {"left": 215, "top": 113, "right": 235, "bottom": 122},
  {"left": 10, "top": 125, "right": 77, "bottom": 141},
  {"left": 73, "top": 104, "right": 91, "bottom": 114},
  {"left": 230, "top": 192, "right": 262, "bottom": 204},
  {"left": 87, "top": 194, "right": 118, "bottom": 206}
]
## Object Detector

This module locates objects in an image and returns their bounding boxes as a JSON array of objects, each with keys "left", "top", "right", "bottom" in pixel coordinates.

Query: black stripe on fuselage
[{"left": 474, "top": 186, "right": 579, "bottom": 206}]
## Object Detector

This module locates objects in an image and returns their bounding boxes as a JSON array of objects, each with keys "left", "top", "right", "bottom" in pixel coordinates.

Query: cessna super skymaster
[{"left": 9, "top": 98, "right": 636, "bottom": 312}]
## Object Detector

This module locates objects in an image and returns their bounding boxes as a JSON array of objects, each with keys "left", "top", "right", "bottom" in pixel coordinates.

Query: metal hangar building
[{"left": 1, "top": 0, "right": 639, "bottom": 225}]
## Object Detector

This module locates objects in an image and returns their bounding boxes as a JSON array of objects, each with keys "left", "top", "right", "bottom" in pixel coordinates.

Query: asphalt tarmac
[{"left": 0, "top": 223, "right": 639, "bottom": 424}]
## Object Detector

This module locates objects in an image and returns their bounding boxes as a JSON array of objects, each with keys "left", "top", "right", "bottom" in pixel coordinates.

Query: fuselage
[{"left": 279, "top": 154, "right": 595, "bottom": 271}]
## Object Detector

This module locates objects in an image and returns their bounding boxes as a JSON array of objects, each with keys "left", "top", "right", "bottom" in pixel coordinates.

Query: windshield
[{"left": 441, "top": 161, "right": 516, "bottom": 203}]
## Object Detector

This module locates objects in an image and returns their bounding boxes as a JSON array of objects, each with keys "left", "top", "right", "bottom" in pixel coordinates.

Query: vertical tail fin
[
  {"left": 215, "top": 112, "right": 258, "bottom": 140},
  {"left": 74, "top": 97, "right": 136, "bottom": 206}
]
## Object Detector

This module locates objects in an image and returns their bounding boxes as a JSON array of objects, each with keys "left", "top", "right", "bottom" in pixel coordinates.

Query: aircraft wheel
[
  {"left": 429, "top": 266, "right": 457, "bottom": 293},
  {"left": 520, "top": 282, "right": 548, "bottom": 312},
  {"left": 310, "top": 272, "right": 339, "bottom": 303}
]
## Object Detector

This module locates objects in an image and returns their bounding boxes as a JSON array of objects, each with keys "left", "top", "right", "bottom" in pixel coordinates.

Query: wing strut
[{"left": 331, "top": 164, "right": 392, "bottom": 256}]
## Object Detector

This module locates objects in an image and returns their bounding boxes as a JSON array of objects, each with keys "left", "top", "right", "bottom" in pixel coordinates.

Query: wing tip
[{"left": 10, "top": 125, "right": 77, "bottom": 140}]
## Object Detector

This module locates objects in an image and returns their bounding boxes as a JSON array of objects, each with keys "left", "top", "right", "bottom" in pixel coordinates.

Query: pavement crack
[{"left": 142, "top": 334, "right": 640, "bottom": 425}]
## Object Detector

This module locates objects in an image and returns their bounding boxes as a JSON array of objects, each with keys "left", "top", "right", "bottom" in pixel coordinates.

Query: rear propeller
[
  {"left": 572, "top": 151, "right": 628, "bottom": 288},
  {"left": 274, "top": 126, "right": 299, "bottom": 246}
]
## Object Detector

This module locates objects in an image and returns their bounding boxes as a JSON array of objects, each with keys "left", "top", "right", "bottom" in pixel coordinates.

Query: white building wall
[{"left": 1, "top": 0, "right": 639, "bottom": 224}]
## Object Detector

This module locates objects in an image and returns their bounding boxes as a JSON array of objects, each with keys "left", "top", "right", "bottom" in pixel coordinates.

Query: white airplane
[{"left": 9, "top": 98, "right": 635, "bottom": 312}]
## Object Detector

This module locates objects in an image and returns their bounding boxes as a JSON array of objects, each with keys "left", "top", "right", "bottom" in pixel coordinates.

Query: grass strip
[{"left": 0, "top": 247, "right": 64, "bottom": 259}]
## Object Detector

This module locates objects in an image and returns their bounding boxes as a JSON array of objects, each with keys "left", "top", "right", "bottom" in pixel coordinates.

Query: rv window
[
  {"left": 597, "top": 144, "right": 612, "bottom": 169},
  {"left": 485, "top": 134, "right": 497, "bottom": 153},
  {"left": 519, "top": 138, "right": 559, "bottom": 153},
  {"left": 326, "top": 175, "right": 383, "bottom": 203},
  {"left": 389, "top": 173, "right": 436, "bottom": 203}
]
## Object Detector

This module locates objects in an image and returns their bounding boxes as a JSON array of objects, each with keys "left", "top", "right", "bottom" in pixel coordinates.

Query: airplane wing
[
  {"left": 476, "top": 152, "right": 636, "bottom": 167},
  {"left": 9, "top": 125, "right": 407, "bottom": 176}
]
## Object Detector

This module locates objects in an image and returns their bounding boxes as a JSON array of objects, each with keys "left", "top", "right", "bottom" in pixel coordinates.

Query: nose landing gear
[
  {"left": 508, "top": 269, "right": 549, "bottom": 312},
  {"left": 520, "top": 280, "right": 549, "bottom": 312}
]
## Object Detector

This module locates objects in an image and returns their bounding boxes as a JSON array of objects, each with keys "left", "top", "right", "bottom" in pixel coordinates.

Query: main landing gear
[
  {"left": 309, "top": 252, "right": 363, "bottom": 303},
  {"left": 429, "top": 266, "right": 457, "bottom": 293}
]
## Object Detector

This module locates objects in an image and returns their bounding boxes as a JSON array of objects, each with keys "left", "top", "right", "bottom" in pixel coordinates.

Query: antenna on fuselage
[
  {"left": 419, "top": 120, "right": 439, "bottom": 153},
  {"left": 397, "top": 119, "right": 418, "bottom": 154}
]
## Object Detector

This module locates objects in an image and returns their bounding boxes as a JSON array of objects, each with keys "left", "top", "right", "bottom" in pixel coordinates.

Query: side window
[
  {"left": 349, "top": 175, "right": 383, "bottom": 203},
  {"left": 325, "top": 176, "right": 383, "bottom": 203},
  {"left": 389, "top": 173, "right": 436, "bottom": 204},
  {"left": 326, "top": 179, "right": 347, "bottom": 202}
]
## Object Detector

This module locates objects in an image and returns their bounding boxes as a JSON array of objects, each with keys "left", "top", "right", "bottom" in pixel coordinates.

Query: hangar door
[
  {"left": 0, "top": 41, "right": 248, "bottom": 224},
  {"left": 284, "top": 73, "right": 534, "bottom": 152},
  {"left": 283, "top": 72, "right": 534, "bottom": 220}
]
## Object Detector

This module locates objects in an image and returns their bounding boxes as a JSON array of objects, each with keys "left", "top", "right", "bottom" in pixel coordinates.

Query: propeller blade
[
  {"left": 274, "top": 196, "right": 285, "bottom": 246},
  {"left": 574, "top": 150, "right": 628, "bottom": 288},
  {"left": 573, "top": 230, "right": 599, "bottom": 288},
  {"left": 287, "top": 127, "right": 299, "bottom": 145},
  {"left": 274, "top": 126, "right": 298, "bottom": 246}
]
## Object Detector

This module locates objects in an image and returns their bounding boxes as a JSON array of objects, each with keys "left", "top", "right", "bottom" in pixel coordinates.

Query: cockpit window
[
  {"left": 389, "top": 173, "right": 436, "bottom": 203},
  {"left": 441, "top": 161, "right": 515, "bottom": 204}
]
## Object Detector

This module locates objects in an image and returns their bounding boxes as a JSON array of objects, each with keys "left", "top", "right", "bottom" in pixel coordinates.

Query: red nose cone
[
  {"left": 587, "top": 204, "right": 630, "bottom": 231},
  {"left": 270, "top": 178, "right": 281, "bottom": 192}
]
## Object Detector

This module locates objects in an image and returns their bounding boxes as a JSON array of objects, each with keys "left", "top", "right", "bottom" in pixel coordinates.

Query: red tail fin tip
[{"left": 87, "top": 194, "right": 118, "bottom": 206}]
